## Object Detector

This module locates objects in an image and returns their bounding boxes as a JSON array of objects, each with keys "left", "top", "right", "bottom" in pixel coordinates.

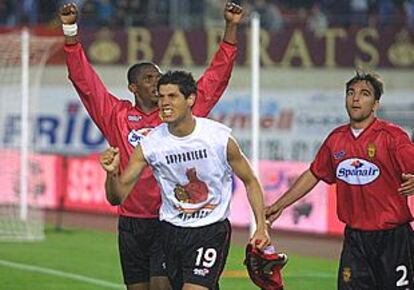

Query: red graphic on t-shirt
[{"left": 174, "top": 168, "right": 208, "bottom": 204}]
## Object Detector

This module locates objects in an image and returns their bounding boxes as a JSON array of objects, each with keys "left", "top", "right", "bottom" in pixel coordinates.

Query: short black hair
[
  {"left": 127, "top": 62, "right": 159, "bottom": 84},
  {"left": 346, "top": 70, "right": 384, "bottom": 100},
  {"left": 157, "top": 70, "right": 197, "bottom": 98}
]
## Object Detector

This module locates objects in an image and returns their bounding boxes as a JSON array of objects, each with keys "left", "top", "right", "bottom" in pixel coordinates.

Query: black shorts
[
  {"left": 161, "top": 219, "right": 232, "bottom": 290},
  {"left": 338, "top": 223, "right": 414, "bottom": 290},
  {"left": 118, "top": 216, "right": 167, "bottom": 285}
]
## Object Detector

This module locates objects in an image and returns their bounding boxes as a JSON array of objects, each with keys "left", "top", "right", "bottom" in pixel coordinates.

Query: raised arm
[
  {"left": 59, "top": 3, "right": 120, "bottom": 137},
  {"left": 227, "top": 136, "right": 270, "bottom": 250},
  {"left": 100, "top": 146, "right": 148, "bottom": 205},
  {"left": 193, "top": 2, "right": 244, "bottom": 117},
  {"left": 59, "top": 3, "right": 79, "bottom": 45},
  {"left": 222, "top": 2, "right": 244, "bottom": 45},
  {"left": 265, "top": 169, "right": 319, "bottom": 224}
]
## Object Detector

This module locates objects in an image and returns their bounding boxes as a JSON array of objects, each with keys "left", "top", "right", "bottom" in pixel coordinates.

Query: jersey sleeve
[
  {"left": 192, "top": 41, "right": 237, "bottom": 117},
  {"left": 310, "top": 140, "right": 336, "bottom": 184},
  {"left": 64, "top": 43, "right": 120, "bottom": 137},
  {"left": 391, "top": 131, "right": 414, "bottom": 173}
]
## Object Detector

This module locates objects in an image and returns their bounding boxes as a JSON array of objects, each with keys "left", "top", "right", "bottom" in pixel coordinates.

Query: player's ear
[
  {"left": 128, "top": 83, "right": 137, "bottom": 93},
  {"left": 372, "top": 99, "right": 379, "bottom": 113},
  {"left": 187, "top": 93, "right": 196, "bottom": 108}
]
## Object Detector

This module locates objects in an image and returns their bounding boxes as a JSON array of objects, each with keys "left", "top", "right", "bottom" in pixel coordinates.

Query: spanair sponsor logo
[
  {"left": 127, "top": 127, "right": 153, "bottom": 147},
  {"left": 336, "top": 158, "right": 380, "bottom": 185}
]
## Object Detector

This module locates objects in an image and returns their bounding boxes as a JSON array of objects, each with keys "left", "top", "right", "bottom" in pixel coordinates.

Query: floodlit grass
[{"left": 0, "top": 228, "right": 337, "bottom": 290}]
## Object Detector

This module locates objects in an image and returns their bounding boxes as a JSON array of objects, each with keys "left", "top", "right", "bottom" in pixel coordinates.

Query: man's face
[
  {"left": 158, "top": 84, "right": 194, "bottom": 124},
  {"left": 345, "top": 80, "right": 379, "bottom": 125},
  {"left": 131, "top": 66, "right": 161, "bottom": 105}
]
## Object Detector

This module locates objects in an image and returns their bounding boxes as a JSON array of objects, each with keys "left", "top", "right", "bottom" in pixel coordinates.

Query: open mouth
[{"left": 161, "top": 108, "right": 173, "bottom": 117}]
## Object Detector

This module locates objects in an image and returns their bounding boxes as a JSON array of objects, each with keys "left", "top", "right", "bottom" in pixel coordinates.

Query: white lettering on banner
[
  {"left": 1, "top": 102, "right": 107, "bottom": 154},
  {"left": 336, "top": 158, "right": 380, "bottom": 185},
  {"left": 1, "top": 86, "right": 412, "bottom": 159},
  {"left": 209, "top": 90, "right": 348, "bottom": 161}
]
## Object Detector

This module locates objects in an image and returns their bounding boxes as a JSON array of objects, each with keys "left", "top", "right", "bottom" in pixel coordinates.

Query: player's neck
[
  {"left": 350, "top": 115, "right": 376, "bottom": 129},
  {"left": 135, "top": 97, "right": 157, "bottom": 113},
  {"left": 168, "top": 115, "right": 196, "bottom": 137}
]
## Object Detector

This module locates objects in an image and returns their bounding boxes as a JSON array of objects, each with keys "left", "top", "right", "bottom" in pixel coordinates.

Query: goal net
[{"left": 0, "top": 29, "right": 61, "bottom": 241}]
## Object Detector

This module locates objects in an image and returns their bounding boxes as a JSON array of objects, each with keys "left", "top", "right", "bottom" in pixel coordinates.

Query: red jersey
[
  {"left": 65, "top": 41, "right": 237, "bottom": 218},
  {"left": 311, "top": 118, "right": 414, "bottom": 230}
]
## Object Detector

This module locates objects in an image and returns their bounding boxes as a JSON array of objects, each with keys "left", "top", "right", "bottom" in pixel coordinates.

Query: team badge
[
  {"left": 342, "top": 267, "right": 352, "bottom": 283},
  {"left": 367, "top": 143, "right": 376, "bottom": 159}
]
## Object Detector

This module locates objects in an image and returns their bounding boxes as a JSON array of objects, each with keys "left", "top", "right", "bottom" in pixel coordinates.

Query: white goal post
[
  {"left": 250, "top": 12, "right": 261, "bottom": 236},
  {"left": 0, "top": 29, "right": 61, "bottom": 241}
]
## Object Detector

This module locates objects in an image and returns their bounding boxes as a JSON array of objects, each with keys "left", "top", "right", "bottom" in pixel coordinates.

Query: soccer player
[
  {"left": 100, "top": 70, "right": 270, "bottom": 290},
  {"left": 58, "top": 2, "right": 244, "bottom": 290},
  {"left": 266, "top": 71, "right": 414, "bottom": 289}
]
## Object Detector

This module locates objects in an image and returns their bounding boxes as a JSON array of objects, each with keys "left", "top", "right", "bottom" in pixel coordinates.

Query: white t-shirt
[{"left": 140, "top": 117, "right": 233, "bottom": 227}]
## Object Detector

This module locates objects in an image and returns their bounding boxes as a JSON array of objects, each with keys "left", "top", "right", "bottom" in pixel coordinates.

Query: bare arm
[
  {"left": 192, "top": 3, "right": 244, "bottom": 117},
  {"left": 100, "top": 146, "right": 148, "bottom": 205},
  {"left": 265, "top": 169, "right": 319, "bottom": 224},
  {"left": 222, "top": 2, "right": 244, "bottom": 45},
  {"left": 399, "top": 173, "right": 414, "bottom": 196},
  {"left": 227, "top": 136, "right": 270, "bottom": 250}
]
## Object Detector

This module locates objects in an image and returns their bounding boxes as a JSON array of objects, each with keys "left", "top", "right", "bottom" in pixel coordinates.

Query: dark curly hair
[
  {"left": 127, "top": 62, "right": 161, "bottom": 84},
  {"left": 346, "top": 70, "right": 384, "bottom": 100},
  {"left": 157, "top": 70, "right": 197, "bottom": 99}
]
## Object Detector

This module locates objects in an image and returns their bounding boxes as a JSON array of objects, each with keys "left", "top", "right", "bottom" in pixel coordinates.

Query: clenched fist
[
  {"left": 59, "top": 2, "right": 78, "bottom": 25},
  {"left": 224, "top": 2, "right": 244, "bottom": 25},
  {"left": 100, "top": 147, "right": 120, "bottom": 174}
]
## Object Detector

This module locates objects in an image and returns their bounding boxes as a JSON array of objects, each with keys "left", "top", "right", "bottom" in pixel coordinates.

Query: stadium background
[{"left": 0, "top": 0, "right": 413, "bottom": 289}]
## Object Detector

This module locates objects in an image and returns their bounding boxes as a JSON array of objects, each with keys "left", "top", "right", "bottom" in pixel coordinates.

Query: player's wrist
[
  {"left": 256, "top": 219, "right": 267, "bottom": 231},
  {"left": 224, "top": 22, "right": 239, "bottom": 31},
  {"left": 107, "top": 169, "right": 119, "bottom": 178},
  {"left": 62, "top": 23, "right": 78, "bottom": 37}
]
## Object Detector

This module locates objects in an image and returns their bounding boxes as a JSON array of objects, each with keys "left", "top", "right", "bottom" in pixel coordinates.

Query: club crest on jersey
[
  {"left": 342, "top": 267, "right": 352, "bottom": 283},
  {"left": 367, "top": 143, "right": 376, "bottom": 159},
  {"left": 336, "top": 158, "right": 380, "bottom": 185},
  {"left": 127, "top": 128, "right": 153, "bottom": 147}
]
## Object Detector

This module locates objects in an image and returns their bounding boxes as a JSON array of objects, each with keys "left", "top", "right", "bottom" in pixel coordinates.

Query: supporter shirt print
[{"left": 140, "top": 118, "right": 234, "bottom": 227}]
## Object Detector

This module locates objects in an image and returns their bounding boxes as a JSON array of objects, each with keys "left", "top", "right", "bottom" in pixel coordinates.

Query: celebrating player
[
  {"left": 101, "top": 70, "right": 270, "bottom": 290},
  {"left": 59, "top": 2, "right": 244, "bottom": 290}
]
